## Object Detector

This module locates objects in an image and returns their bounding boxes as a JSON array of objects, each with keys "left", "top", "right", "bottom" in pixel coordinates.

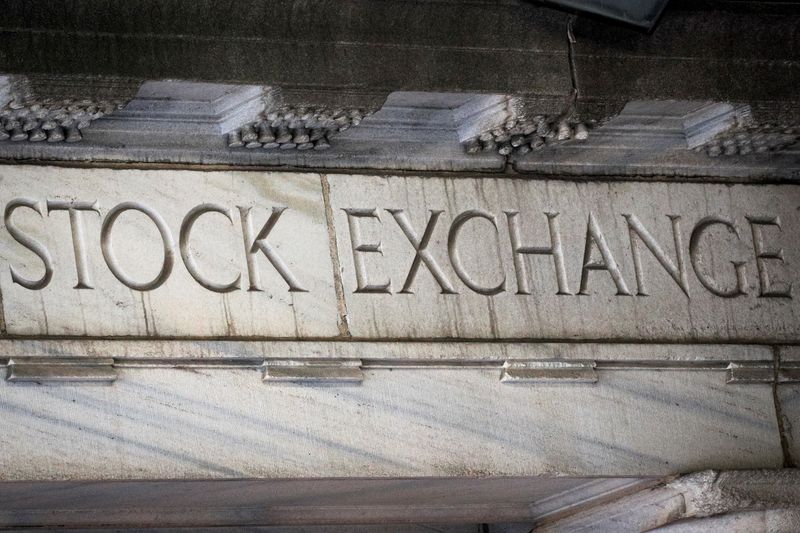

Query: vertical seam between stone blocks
[
  {"left": 0, "top": 285, "right": 6, "bottom": 335},
  {"left": 320, "top": 173, "right": 351, "bottom": 337},
  {"left": 772, "top": 346, "right": 796, "bottom": 467}
]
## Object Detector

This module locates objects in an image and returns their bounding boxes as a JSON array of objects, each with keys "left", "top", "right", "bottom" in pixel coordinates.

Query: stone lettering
[
  {"left": 747, "top": 215, "right": 792, "bottom": 298},
  {"left": 180, "top": 203, "right": 241, "bottom": 293},
  {"left": 689, "top": 217, "right": 748, "bottom": 298},
  {"left": 505, "top": 211, "right": 571, "bottom": 295},
  {"left": 239, "top": 206, "right": 307, "bottom": 293},
  {"left": 343, "top": 208, "right": 391, "bottom": 294},
  {"left": 623, "top": 214, "right": 689, "bottom": 297},
  {"left": 46, "top": 200, "right": 100, "bottom": 289},
  {"left": 448, "top": 209, "right": 505, "bottom": 295},
  {"left": 387, "top": 209, "right": 456, "bottom": 294},
  {"left": 101, "top": 201, "right": 176, "bottom": 291},
  {"left": 2, "top": 193, "right": 795, "bottom": 306},
  {"left": 579, "top": 213, "right": 632, "bottom": 296},
  {"left": 4, "top": 198, "right": 53, "bottom": 290}
]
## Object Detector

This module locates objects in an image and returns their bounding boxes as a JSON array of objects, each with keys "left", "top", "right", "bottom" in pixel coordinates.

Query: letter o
[{"left": 101, "top": 202, "right": 175, "bottom": 291}]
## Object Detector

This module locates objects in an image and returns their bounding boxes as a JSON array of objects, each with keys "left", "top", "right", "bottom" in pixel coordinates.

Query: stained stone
[
  {"left": 327, "top": 174, "right": 800, "bottom": 342},
  {"left": 1, "top": 166, "right": 799, "bottom": 341},
  {"left": 0, "top": 166, "right": 339, "bottom": 337},
  {"left": 0, "top": 363, "right": 781, "bottom": 480}
]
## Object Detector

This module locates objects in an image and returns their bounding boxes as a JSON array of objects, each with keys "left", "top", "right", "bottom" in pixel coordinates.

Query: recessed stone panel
[
  {"left": 328, "top": 175, "right": 800, "bottom": 341},
  {"left": 0, "top": 166, "right": 339, "bottom": 337}
]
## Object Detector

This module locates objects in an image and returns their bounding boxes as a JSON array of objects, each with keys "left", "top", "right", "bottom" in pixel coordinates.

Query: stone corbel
[
  {"left": 5, "top": 356, "right": 117, "bottom": 383},
  {"left": 262, "top": 358, "right": 364, "bottom": 384},
  {"left": 500, "top": 359, "right": 598, "bottom": 384}
]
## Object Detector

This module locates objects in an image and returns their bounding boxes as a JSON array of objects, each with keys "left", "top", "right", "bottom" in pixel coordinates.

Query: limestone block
[
  {"left": 0, "top": 166, "right": 339, "bottom": 337},
  {"left": 83, "top": 81, "right": 270, "bottom": 148},
  {"left": 328, "top": 174, "right": 800, "bottom": 341},
  {"left": 0, "top": 365, "right": 782, "bottom": 480},
  {"left": 777, "top": 347, "right": 800, "bottom": 465}
]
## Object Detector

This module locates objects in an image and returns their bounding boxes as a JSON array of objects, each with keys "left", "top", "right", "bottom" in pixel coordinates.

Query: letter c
[
  {"left": 448, "top": 209, "right": 506, "bottom": 295},
  {"left": 180, "top": 204, "right": 241, "bottom": 293}
]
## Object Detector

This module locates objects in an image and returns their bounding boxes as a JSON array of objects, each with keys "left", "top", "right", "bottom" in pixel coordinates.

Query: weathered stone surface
[
  {"left": 537, "top": 469, "right": 800, "bottom": 532},
  {"left": 83, "top": 81, "right": 269, "bottom": 148},
  {"left": 0, "top": 477, "right": 654, "bottom": 529},
  {"left": 0, "top": 364, "right": 782, "bottom": 480},
  {"left": 1, "top": 88, "right": 795, "bottom": 177},
  {"left": 777, "top": 347, "right": 800, "bottom": 466},
  {"left": 0, "top": 338, "right": 772, "bottom": 359},
  {"left": 513, "top": 100, "right": 800, "bottom": 180},
  {"left": 2, "top": 166, "right": 799, "bottom": 340},
  {"left": 535, "top": 485, "right": 686, "bottom": 532},
  {"left": 653, "top": 509, "right": 800, "bottom": 533},
  {"left": 329, "top": 174, "right": 800, "bottom": 341},
  {"left": 0, "top": 166, "right": 339, "bottom": 337}
]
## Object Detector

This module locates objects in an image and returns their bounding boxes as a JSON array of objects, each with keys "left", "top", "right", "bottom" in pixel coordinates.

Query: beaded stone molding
[
  {"left": 0, "top": 94, "right": 126, "bottom": 144},
  {"left": 227, "top": 106, "right": 375, "bottom": 151},
  {"left": 462, "top": 114, "right": 597, "bottom": 156},
  {"left": 0, "top": 76, "right": 796, "bottom": 178},
  {"left": 697, "top": 123, "right": 800, "bottom": 157}
]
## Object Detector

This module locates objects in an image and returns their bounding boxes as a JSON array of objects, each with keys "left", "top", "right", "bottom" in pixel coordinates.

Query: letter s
[{"left": 5, "top": 198, "right": 53, "bottom": 290}]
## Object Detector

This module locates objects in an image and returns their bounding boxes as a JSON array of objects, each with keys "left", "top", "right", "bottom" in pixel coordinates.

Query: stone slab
[
  {"left": 777, "top": 347, "right": 800, "bottom": 466},
  {"left": 0, "top": 166, "right": 339, "bottom": 337},
  {"left": 0, "top": 365, "right": 782, "bottom": 480},
  {"left": 328, "top": 174, "right": 800, "bottom": 342},
  {"left": 2, "top": 167, "right": 800, "bottom": 341},
  {"left": 0, "top": 339, "right": 773, "bottom": 364},
  {"left": 83, "top": 81, "right": 269, "bottom": 147},
  {"left": 0, "top": 477, "right": 654, "bottom": 529}
]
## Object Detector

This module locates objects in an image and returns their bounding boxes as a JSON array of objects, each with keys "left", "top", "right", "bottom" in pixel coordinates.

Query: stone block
[
  {"left": 0, "top": 75, "right": 14, "bottom": 109},
  {"left": 0, "top": 477, "right": 652, "bottom": 529},
  {"left": 777, "top": 346, "right": 800, "bottom": 466},
  {"left": 0, "top": 364, "right": 782, "bottom": 480},
  {"left": 0, "top": 166, "right": 339, "bottom": 337},
  {"left": 83, "top": 81, "right": 270, "bottom": 148},
  {"left": 328, "top": 174, "right": 800, "bottom": 341},
  {"left": 2, "top": 167, "right": 799, "bottom": 342}
]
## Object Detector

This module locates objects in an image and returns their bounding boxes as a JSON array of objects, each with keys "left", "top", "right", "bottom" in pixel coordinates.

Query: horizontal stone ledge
[
  {"left": 1, "top": 341, "right": 789, "bottom": 385},
  {"left": 0, "top": 339, "right": 778, "bottom": 363},
  {"left": 0, "top": 476, "right": 657, "bottom": 528},
  {"left": 1, "top": 77, "right": 797, "bottom": 177},
  {"left": 4, "top": 357, "right": 792, "bottom": 386}
]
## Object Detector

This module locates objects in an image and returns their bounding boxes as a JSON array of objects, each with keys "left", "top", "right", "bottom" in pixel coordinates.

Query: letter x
[{"left": 387, "top": 209, "right": 456, "bottom": 294}]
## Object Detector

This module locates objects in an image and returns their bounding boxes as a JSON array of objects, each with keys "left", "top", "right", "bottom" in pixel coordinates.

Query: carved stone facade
[{"left": 0, "top": 1, "right": 799, "bottom": 530}]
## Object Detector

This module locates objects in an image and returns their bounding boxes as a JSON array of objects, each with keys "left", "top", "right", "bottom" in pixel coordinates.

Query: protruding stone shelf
[{"left": 1, "top": 77, "right": 798, "bottom": 178}]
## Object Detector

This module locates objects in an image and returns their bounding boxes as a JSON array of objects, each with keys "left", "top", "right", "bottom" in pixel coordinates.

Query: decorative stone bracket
[
  {"left": 500, "top": 360, "right": 598, "bottom": 384},
  {"left": 727, "top": 361, "right": 800, "bottom": 384},
  {"left": 262, "top": 358, "right": 364, "bottom": 384},
  {"left": 5, "top": 357, "right": 117, "bottom": 383}
]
